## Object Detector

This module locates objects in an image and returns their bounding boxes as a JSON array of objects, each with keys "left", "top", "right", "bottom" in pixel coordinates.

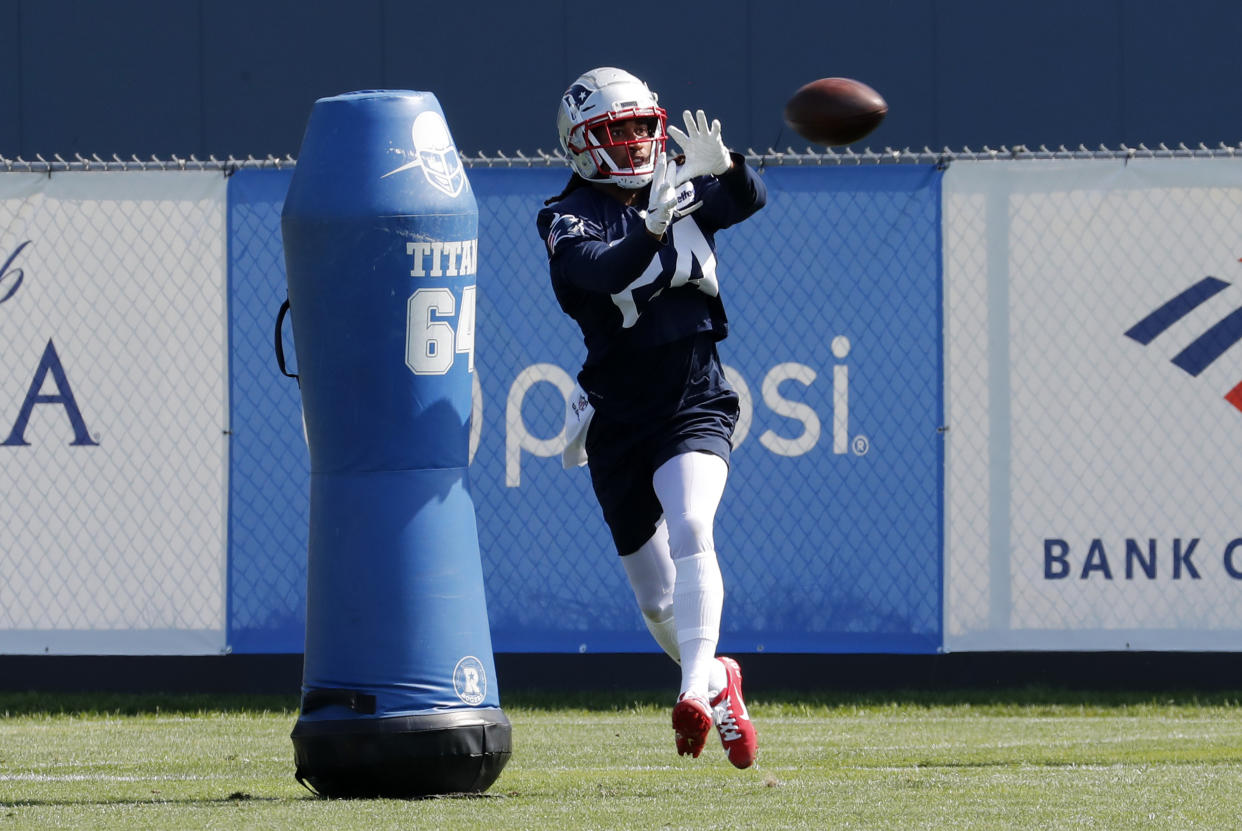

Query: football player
[{"left": 536, "top": 67, "right": 767, "bottom": 769}]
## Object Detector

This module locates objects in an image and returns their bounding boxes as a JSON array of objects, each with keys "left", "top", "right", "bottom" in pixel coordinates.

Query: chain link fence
[
  {"left": 4, "top": 140, "right": 1242, "bottom": 172},
  {"left": 223, "top": 157, "right": 943, "bottom": 654},
  {"left": 226, "top": 172, "right": 310, "bottom": 653},
  {"left": 4, "top": 144, "right": 1242, "bottom": 654},
  {"left": 0, "top": 171, "right": 228, "bottom": 654},
  {"left": 942, "top": 156, "right": 1242, "bottom": 650}
]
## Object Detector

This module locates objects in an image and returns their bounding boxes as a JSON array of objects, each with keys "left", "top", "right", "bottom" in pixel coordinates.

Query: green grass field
[{"left": 3, "top": 689, "right": 1242, "bottom": 830}]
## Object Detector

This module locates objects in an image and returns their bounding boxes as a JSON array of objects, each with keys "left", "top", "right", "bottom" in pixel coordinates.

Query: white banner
[
  {"left": 944, "top": 158, "right": 1242, "bottom": 651},
  {"left": 0, "top": 172, "right": 228, "bottom": 654}
]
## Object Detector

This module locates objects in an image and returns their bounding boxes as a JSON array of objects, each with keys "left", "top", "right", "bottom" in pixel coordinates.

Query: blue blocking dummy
[{"left": 282, "top": 90, "right": 510, "bottom": 798}]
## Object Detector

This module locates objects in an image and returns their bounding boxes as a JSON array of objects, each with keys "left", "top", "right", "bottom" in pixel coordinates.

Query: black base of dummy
[{"left": 291, "top": 707, "right": 511, "bottom": 798}]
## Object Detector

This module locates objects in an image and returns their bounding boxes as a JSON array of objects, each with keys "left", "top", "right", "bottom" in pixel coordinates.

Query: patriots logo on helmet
[{"left": 562, "top": 83, "right": 592, "bottom": 120}]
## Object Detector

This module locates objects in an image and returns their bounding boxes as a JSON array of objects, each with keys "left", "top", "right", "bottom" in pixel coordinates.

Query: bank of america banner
[
  {"left": 0, "top": 172, "right": 228, "bottom": 655},
  {"left": 943, "top": 158, "right": 1242, "bottom": 651}
]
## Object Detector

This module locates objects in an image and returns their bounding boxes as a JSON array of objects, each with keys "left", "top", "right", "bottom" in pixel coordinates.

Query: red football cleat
[
  {"left": 671, "top": 693, "right": 713, "bottom": 758},
  {"left": 710, "top": 657, "right": 757, "bottom": 768}
]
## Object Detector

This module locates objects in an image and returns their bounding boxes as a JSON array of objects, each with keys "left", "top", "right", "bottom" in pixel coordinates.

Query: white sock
[
  {"left": 642, "top": 609, "right": 681, "bottom": 664},
  {"left": 652, "top": 452, "right": 729, "bottom": 701},
  {"left": 673, "top": 550, "right": 724, "bottom": 699},
  {"left": 707, "top": 658, "right": 727, "bottom": 701}
]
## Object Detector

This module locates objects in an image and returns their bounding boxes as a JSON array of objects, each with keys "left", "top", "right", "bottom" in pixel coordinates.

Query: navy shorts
[{"left": 584, "top": 390, "right": 738, "bottom": 556}]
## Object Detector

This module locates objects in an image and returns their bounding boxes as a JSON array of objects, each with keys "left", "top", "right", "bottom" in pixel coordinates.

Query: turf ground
[{"left": 2, "top": 689, "right": 1241, "bottom": 830}]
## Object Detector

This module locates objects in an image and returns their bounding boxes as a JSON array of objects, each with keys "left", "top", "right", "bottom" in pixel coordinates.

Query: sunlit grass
[{"left": 2, "top": 689, "right": 1240, "bottom": 830}]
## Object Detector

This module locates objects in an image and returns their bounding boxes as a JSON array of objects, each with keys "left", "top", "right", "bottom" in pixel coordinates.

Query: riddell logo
[{"left": 1125, "top": 276, "right": 1242, "bottom": 413}]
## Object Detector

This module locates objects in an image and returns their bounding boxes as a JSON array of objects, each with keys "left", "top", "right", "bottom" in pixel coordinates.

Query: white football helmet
[{"left": 557, "top": 67, "right": 668, "bottom": 190}]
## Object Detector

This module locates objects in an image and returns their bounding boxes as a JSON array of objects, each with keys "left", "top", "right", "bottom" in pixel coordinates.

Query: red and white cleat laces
[{"left": 710, "top": 657, "right": 757, "bottom": 768}]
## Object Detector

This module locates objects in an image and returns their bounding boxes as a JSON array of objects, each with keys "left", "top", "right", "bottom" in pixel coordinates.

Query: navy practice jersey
[{"left": 536, "top": 154, "right": 766, "bottom": 420}]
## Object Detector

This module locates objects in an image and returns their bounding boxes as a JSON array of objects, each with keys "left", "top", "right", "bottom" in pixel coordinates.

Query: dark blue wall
[{"left": 2, "top": 0, "right": 1240, "bottom": 158}]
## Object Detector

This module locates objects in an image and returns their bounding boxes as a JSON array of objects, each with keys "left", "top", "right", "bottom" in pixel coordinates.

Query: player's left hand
[{"left": 668, "top": 109, "right": 731, "bottom": 185}]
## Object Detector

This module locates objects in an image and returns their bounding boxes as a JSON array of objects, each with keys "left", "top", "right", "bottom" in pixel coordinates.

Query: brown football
[{"left": 783, "top": 78, "right": 888, "bottom": 147}]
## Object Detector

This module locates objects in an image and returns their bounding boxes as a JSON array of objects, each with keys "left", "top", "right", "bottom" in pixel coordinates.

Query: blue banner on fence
[
  {"left": 227, "top": 169, "right": 308, "bottom": 653},
  {"left": 225, "top": 164, "right": 944, "bottom": 655}
]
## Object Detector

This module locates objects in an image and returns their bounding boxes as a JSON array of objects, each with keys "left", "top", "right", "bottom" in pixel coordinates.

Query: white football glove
[
  {"left": 668, "top": 109, "right": 731, "bottom": 185},
  {"left": 644, "top": 152, "right": 678, "bottom": 239}
]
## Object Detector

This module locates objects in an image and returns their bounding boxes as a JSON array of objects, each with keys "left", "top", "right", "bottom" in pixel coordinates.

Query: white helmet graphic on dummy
[
  {"left": 557, "top": 67, "right": 668, "bottom": 190},
  {"left": 411, "top": 110, "right": 465, "bottom": 197}
]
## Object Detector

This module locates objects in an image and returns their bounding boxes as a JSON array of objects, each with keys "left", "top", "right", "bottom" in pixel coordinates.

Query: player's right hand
[{"left": 644, "top": 153, "right": 678, "bottom": 239}]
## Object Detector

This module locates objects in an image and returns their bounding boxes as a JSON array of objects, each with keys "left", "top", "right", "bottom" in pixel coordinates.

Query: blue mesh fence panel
[
  {"left": 224, "top": 164, "right": 943, "bottom": 654},
  {"left": 469, "top": 169, "right": 638, "bottom": 651},
  {"left": 227, "top": 168, "right": 308, "bottom": 653},
  {"left": 718, "top": 166, "right": 944, "bottom": 652}
]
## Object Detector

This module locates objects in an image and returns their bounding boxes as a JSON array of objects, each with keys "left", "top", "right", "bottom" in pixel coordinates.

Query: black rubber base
[{"left": 291, "top": 708, "right": 511, "bottom": 798}]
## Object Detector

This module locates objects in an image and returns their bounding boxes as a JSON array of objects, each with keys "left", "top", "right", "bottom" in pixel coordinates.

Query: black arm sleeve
[{"left": 693, "top": 152, "right": 767, "bottom": 230}]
